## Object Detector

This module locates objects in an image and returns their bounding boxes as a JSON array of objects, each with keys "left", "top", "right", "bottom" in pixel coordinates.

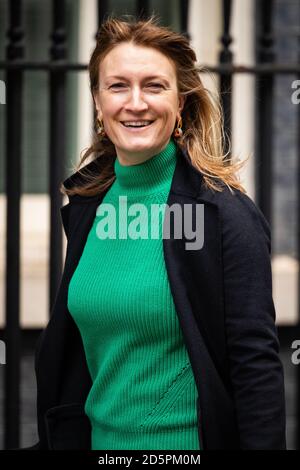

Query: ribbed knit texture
[{"left": 67, "top": 138, "right": 200, "bottom": 450}]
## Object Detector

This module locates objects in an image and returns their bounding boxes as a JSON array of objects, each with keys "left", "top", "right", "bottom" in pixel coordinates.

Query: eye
[
  {"left": 146, "top": 83, "right": 164, "bottom": 90},
  {"left": 109, "top": 83, "right": 127, "bottom": 89}
]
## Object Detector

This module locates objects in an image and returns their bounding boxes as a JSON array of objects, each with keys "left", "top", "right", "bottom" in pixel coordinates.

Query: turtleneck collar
[{"left": 113, "top": 138, "right": 178, "bottom": 197}]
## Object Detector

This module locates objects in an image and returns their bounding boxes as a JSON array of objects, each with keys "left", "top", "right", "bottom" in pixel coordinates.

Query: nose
[{"left": 124, "top": 86, "right": 148, "bottom": 113}]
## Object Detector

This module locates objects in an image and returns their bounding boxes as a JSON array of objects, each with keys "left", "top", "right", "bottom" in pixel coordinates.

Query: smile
[{"left": 120, "top": 120, "right": 154, "bottom": 130}]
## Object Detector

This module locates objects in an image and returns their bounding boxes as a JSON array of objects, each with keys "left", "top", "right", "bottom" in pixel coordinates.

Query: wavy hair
[{"left": 61, "top": 14, "right": 249, "bottom": 197}]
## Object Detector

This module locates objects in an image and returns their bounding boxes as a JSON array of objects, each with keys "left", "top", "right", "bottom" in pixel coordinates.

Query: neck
[{"left": 113, "top": 138, "right": 178, "bottom": 197}]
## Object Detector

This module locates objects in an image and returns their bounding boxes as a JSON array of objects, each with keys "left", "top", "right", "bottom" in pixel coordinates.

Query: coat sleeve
[{"left": 220, "top": 190, "right": 287, "bottom": 449}]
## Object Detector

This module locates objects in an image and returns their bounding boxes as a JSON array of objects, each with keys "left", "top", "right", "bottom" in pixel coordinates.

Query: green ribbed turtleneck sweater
[{"left": 67, "top": 138, "right": 200, "bottom": 450}]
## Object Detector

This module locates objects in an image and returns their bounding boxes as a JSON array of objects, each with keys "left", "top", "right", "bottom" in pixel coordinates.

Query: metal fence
[{"left": 0, "top": 0, "right": 299, "bottom": 450}]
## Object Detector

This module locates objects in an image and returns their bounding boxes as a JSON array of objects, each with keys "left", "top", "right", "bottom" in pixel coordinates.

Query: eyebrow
[{"left": 104, "top": 75, "right": 171, "bottom": 85}]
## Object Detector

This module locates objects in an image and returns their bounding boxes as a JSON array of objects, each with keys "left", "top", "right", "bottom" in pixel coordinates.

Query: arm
[{"left": 220, "top": 191, "right": 287, "bottom": 449}]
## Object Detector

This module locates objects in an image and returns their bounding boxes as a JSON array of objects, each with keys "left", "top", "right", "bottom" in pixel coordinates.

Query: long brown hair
[{"left": 61, "top": 14, "right": 249, "bottom": 197}]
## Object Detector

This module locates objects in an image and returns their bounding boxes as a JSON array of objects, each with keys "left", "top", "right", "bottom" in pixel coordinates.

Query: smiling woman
[{"left": 30, "top": 14, "right": 286, "bottom": 451}]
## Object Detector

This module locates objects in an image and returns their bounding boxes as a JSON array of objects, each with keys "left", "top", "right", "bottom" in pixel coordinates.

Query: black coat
[{"left": 26, "top": 146, "right": 286, "bottom": 450}]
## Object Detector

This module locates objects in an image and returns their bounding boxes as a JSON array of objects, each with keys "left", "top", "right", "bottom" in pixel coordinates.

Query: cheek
[
  {"left": 153, "top": 98, "right": 179, "bottom": 121},
  {"left": 101, "top": 96, "right": 122, "bottom": 118},
  {"left": 153, "top": 106, "right": 176, "bottom": 120},
  {"left": 162, "top": 108, "right": 177, "bottom": 126}
]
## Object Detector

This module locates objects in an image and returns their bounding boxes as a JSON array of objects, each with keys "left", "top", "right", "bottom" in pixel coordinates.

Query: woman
[{"left": 29, "top": 16, "right": 286, "bottom": 450}]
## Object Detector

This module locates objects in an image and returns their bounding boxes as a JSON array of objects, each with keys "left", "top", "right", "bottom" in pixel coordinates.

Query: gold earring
[
  {"left": 96, "top": 118, "right": 106, "bottom": 137},
  {"left": 173, "top": 116, "right": 183, "bottom": 138}
]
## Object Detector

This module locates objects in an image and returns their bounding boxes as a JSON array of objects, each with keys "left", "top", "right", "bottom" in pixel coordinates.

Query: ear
[
  {"left": 93, "top": 89, "right": 102, "bottom": 116},
  {"left": 178, "top": 94, "right": 186, "bottom": 114}
]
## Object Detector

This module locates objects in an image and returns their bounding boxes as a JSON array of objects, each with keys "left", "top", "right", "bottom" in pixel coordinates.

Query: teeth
[{"left": 122, "top": 120, "right": 152, "bottom": 127}]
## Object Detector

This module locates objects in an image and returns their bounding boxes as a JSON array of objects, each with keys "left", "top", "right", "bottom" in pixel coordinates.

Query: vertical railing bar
[
  {"left": 136, "top": 0, "right": 150, "bottom": 19},
  {"left": 255, "top": 0, "right": 275, "bottom": 225},
  {"left": 179, "top": 0, "right": 190, "bottom": 39},
  {"left": 49, "top": 0, "right": 67, "bottom": 314},
  {"left": 219, "top": 0, "right": 233, "bottom": 159},
  {"left": 97, "top": 0, "right": 109, "bottom": 28},
  {"left": 4, "top": 0, "right": 24, "bottom": 449}
]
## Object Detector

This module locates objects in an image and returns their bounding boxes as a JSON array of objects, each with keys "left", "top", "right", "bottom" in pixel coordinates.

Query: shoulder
[
  {"left": 62, "top": 153, "right": 115, "bottom": 192},
  {"left": 199, "top": 182, "right": 271, "bottom": 253}
]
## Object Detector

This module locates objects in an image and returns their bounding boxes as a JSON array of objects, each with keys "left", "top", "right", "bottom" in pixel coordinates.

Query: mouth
[{"left": 120, "top": 120, "right": 154, "bottom": 131}]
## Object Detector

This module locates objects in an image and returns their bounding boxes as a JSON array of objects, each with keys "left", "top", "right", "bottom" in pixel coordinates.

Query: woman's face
[{"left": 94, "top": 42, "right": 185, "bottom": 165}]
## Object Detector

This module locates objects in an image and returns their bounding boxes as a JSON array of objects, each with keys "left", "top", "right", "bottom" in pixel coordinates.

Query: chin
[{"left": 122, "top": 142, "right": 156, "bottom": 153}]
